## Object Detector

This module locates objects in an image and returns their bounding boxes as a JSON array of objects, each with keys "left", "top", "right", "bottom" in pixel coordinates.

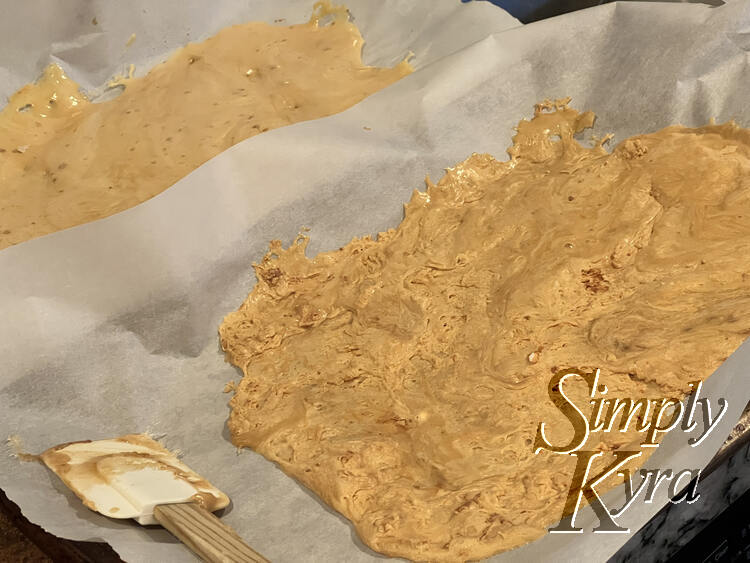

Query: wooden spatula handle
[{"left": 153, "top": 502, "right": 269, "bottom": 563}]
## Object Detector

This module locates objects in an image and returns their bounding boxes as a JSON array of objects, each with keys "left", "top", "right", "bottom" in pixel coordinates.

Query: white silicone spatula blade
[{"left": 41, "top": 434, "right": 268, "bottom": 562}]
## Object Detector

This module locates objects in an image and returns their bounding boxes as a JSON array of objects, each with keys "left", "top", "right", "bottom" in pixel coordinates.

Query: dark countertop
[
  {"left": 611, "top": 406, "right": 750, "bottom": 562},
  {"left": 0, "top": 489, "right": 120, "bottom": 563}
]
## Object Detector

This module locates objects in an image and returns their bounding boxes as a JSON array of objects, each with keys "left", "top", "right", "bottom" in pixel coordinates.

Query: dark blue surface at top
[{"left": 463, "top": 0, "right": 603, "bottom": 23}]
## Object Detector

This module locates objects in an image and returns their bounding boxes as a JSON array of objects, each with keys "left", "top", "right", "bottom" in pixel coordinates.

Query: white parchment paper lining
[{"left": 1, "top": 1, "right": 749, "bottom": 561}]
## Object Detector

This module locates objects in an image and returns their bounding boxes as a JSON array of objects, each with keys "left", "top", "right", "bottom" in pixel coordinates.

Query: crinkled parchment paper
[{"left": 1, "top": 0, "right": 749, "bottom": 561}]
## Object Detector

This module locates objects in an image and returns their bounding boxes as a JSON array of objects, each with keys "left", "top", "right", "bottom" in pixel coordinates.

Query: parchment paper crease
[{"left": 1, "top": 1, "right": 749, "bottom": 561}]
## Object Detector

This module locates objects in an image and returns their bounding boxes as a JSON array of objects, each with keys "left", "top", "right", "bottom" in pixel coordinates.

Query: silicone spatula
[{"left": 41, "top": 434, "right": 268, "bottom": 563}]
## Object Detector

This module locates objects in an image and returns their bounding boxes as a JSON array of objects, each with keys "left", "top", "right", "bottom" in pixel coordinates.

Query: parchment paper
[{"left": 1, "top": 1, "right": 749, "bottom": 561}]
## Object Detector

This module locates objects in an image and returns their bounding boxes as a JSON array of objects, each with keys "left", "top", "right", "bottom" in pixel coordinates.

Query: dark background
[{"left": 476, "top": 0, "right": 723, "bottom": 23}]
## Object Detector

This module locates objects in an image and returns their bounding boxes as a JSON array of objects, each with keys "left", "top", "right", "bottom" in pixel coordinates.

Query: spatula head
[{"left": 42, "top": 434, "right": 230, "bottom": 525}]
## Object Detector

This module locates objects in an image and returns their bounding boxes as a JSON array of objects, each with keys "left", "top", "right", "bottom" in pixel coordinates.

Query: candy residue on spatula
[{"left": 41, "top": 434, "right": 229, "bottom": 525}]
